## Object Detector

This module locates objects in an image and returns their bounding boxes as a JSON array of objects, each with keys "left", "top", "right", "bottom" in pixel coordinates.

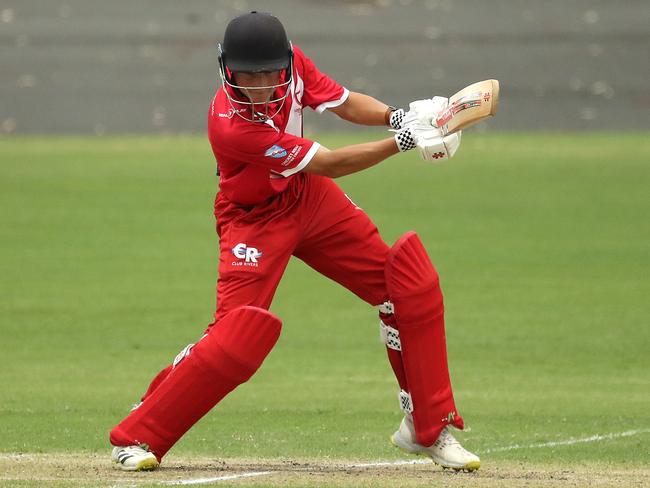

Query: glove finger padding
[
  {"left": 416, "top": 130, "right": 462, "bottom": 162},
  {"left": 404, "top": 97, "right": 449, "bottom": 128}
]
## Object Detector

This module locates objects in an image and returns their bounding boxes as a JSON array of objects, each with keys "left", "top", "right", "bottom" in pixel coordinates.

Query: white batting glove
[
  {"left": 417, "top": 130, "right": 462, "bottom": 162},
  {"left": 390, "top": 97, "right": 449, "bottom": 130},
  {"left": 392, "top": 96, "right": 461, "bottom": 162},
  {"left": 394, "top": 124, "right": 462, "bottom": 162}
]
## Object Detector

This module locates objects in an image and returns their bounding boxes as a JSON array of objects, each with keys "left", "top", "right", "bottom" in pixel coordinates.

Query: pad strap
[
  {"left": 378, "top": 301, "right": 395, "bottom": 315},
  {"left": 399, "top": 389, "right": 414, "bottom": 413},
  {"left": 380, "top": 320, "right": 401, "bottom": 351}
]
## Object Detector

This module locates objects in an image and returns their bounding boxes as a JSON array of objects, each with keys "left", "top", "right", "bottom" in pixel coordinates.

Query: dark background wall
[{"left": 1, "top": 0, "right": 648, "bottom": 134}]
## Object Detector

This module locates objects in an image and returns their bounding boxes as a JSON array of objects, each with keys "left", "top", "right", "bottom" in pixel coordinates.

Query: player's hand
[
  {"left": 389, "top": 97, "right": 449, "bottom": 130},
  {"left": 394, "top": 124, "right": 461, "bottom": 162},
  {"left": 416, "top": 130, "right": 461, "bottom": 162},
  {"left": 393, "top": 101, "right": 462, "bottom": 162}
]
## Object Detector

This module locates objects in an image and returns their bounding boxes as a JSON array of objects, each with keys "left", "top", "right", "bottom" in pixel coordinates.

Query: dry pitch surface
[{"left": 1, "top": 453, "right": 649, "bottom": 488}]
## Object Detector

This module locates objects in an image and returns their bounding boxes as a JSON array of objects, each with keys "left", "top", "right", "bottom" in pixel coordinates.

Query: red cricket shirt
[{"left": 207, "top": 45, "right": 348, "bottom": 206}]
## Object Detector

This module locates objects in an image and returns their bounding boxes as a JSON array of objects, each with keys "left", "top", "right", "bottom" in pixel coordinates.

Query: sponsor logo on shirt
[
  {"left": 231, "top": 243, "right": 262, "bottom": 267},
  {"left": 281, "top": 145, "right": 303, "bottom": 166},
  {"left": 218, "top": 108, "right": 245, "bottom": 118},
  {"left": 264, "top": 145, "right": 288, "bottom": 159}
]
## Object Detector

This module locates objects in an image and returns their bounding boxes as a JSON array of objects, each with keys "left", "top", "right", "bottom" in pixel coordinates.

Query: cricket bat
[{"left": 435, "top": 79, "right": 500, "bottom": 135}]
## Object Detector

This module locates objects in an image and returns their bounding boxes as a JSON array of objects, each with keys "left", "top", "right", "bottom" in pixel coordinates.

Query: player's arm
[
  {"left": 328, "top": 91, "right": 395, "bottom": 127},
  {"left": 303, "top": 106, "right": 462, "bottom": 178},
  {"left": 303, "top": 137, "right": 399, "bottom": 178}
]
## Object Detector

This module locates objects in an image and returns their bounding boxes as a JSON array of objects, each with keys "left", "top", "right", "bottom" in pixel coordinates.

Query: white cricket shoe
[
  {"left": 111, "top": 445, "right": 159, "bottom": 471},
  {"left": 391, "top": 415, "right": 480, "bottom": 471}
]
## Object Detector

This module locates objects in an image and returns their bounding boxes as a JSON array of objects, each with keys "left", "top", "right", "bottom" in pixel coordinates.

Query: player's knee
[
  {"left": 184, "top": 306, "right": 282, "bottom": 383},
  {"left": 385, "top": 231, "right": 444, "bottom": 325}
]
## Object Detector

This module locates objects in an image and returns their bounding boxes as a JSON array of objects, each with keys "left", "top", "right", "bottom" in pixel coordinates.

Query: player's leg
[
  {"left": 110, "top": 306, "right": 282, "bottom": 466},
  {"left": 384, "top": 232, "right": 479, "bottom": 470},
  {"left": 110, "top": 206, "right": 299, "bottom": 468},
  {"left": 294, "top": 176, "right": 478, "bottom": 470}
]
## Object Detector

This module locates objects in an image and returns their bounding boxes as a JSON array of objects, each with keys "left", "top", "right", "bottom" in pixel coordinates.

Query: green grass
[{"left": 0, "top": 133, "right": 649, "bottom": 467}]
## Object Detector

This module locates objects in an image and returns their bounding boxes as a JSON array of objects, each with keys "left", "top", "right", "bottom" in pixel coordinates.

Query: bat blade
[{"left": 435, "top": 79, "right": 500, "bottom": 135}]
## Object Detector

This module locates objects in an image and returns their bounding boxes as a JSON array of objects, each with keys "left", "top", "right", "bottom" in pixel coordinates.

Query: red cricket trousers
[{"left": 211, "top": 172, "right": 390, "bottom": 324}]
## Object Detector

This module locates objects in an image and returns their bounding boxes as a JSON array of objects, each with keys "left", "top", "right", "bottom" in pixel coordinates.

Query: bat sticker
[{"left": 435, "top": 93, "right": 483, "bottom": 127}]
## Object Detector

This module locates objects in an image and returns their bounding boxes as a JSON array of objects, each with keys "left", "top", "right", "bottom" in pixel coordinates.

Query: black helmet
[
  {"left": 217, "top": 11, "right": 294, "bottom": 122},
  {"left": 220, "top": 11, "right": 292, "bottom": 73}
]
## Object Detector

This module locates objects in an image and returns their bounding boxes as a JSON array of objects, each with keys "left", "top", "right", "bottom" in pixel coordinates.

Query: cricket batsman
[{"left": 109, "top": 11, "right": 480, "bottom": 472}]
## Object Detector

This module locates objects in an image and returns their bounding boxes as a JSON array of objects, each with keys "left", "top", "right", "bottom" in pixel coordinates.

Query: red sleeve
[
  {"left": 295, "top": 45, "right": 349, "bottom": 113},
  {"left": 215, "top": 121, "right": 321, "bottom": 177}
]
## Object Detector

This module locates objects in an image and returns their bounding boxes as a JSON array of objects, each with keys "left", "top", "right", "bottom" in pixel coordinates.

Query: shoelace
[{"left": 434, "top": 428, "right": 462, "bottom": 450}]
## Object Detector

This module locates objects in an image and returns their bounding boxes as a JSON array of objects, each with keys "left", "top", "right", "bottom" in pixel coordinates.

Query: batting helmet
[
  {"left": 220, "top": 11, "right": 292, "bottom": 73},
  {"left": 217, "top": 12, "right": 294, "bottom": 122}
]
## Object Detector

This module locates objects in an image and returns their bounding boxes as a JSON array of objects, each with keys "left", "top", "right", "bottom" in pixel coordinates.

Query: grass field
[{"left": 1, "top": 133, "right": 649, "bottom": 487}]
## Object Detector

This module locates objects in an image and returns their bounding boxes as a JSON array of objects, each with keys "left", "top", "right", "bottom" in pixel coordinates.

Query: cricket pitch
[{"left": 1, "top": 453, "right": 648, "bottom": 487}]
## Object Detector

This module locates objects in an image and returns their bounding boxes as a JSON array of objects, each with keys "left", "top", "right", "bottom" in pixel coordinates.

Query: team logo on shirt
[
  {"left": 231, "top": 243, "right": 262, "bottom": 267},
  {"left": 281, "top": 145, "right": 302, "bottom": 166},
  {"left": 264, "top": 145, "right": 288, "bottom": 159}
]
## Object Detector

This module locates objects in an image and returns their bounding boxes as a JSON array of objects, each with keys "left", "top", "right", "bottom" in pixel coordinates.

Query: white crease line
[
  {"left": 350, "top": 459, "right": 430, "bottom": 468},
  {"left": 483, "top": 428, "right": 650, "bottom": 453},
  {"left": 160, "top": 471, "right": 273, "bottom": 485}
]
